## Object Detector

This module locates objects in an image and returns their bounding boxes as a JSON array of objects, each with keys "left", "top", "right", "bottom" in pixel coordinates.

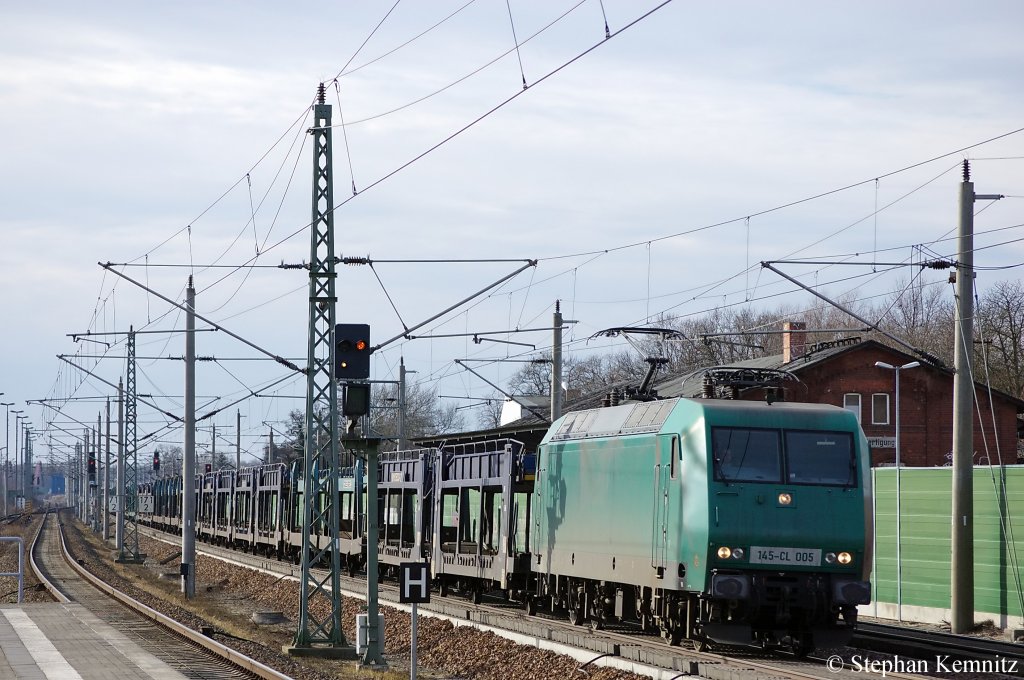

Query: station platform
[{"left": 0, "top": 602, "right": 187, "bottom": 680}]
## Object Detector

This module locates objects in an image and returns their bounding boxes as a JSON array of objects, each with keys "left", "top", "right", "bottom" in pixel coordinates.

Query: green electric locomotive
[{"left": 531, "top": 396, "right": 872, "bottom": 653}]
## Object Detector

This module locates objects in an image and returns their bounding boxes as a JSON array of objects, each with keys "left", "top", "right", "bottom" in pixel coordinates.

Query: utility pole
[
  {"left": 398, "top": 358, "right": 408, "bottom": 450},
  {"left": 182, "top": 277, "right": 197, "bottom": 599},
  {"left": 117, "top": 327, "right": 144, "bottom": 563},
  {"left": 268, "top": 427, "right": 274, "bottom": 464},
  {"left": 13, "top": 413, "right": 22, "bottom": 506},
  {"left": 236, "top": 410, "right": 241, "bottom": 471},
  {"left": 94, "top": 415, "right": 101, "bottom": 532},
  {"left": 103, "top": 399, "right": 111, "bottom": 541},
  {"left": 24, "top": 427, "right": 32, "bottom": 507},
  {"left": 2, "top": 402, "right": 13, "bottom": 515},
  {"left": 74, "top": 442, "right": 81, "bottom": 518},
  {"left": 81, "top": 435, "right": 87, "bottom": 520},
  {"left": 951, "top": 160, "right": 1003, "bottom": 634},
  {"left": 211, "top": 423, "right": 217, "bottom": 470},
  {"left": 287, "top": 83, "right": 355, "bottom": 659},
  {"left": 551, "top": 300, "right": 563, "bottom": 421},
  {"left": 85, "top": 428, "right": 92, "bottom": 526},
  {"left": 116, "top": 378, "right": 125, "bottom": 552}
]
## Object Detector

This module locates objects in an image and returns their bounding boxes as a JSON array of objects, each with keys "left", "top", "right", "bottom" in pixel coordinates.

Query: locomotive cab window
[
  {"left": 785, "top": 431, "right": 856, "bottom": 486},
  {"left": 712, "top": 428, "right": 782, "bottom": 483}
]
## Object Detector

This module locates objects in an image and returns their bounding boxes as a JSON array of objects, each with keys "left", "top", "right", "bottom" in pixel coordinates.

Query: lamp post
[
  {"left": 2, "top": 401, "right": 13, "bottom": 514},
  {"left": 875, "top": 360, "right": 920, "bottom": 621},
  {"left": 12, "top": 411, "right": 24, "bottom": 508}
]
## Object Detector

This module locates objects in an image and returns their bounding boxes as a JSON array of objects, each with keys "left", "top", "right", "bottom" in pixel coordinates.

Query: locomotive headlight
[
  {"left": 778, "top": 493, "right": 792, "bottom": 505},
  {"left": 717, "top": 546, "right": 732, "bottom": 559},
  {"left": 838, "top": 551, "right": 853, "bottom": 565}
]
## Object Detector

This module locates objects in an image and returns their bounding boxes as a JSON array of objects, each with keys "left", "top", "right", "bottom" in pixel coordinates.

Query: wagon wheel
[
  {"left": 567, "top": 587, "right": 586, "bottom": 626},
  {"left": 522, "top": 596, "right": 538, "bottom": 616},
  {"left": 471, "top": 588, "right": 483, "bottom": 605}
]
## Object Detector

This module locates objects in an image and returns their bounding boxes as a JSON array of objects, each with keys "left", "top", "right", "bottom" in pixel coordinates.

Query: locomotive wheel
[
  {"left": 790, "top": 633, "right": 813, "bottom": 658},
  {"left": 439, "top": 580, "right": 449, "bottom": 597},
  {"left": 523, "top": 596, "right": 537, "bottom": 616},
  {"left": 692, "top": 635, "right": 710, "bottom": 652}
]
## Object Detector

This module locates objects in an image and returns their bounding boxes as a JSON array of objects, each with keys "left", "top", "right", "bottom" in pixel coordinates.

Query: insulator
[
  {"left": 317, "top": 82, "right": 326, "bottom": 105},
  {"left": 963, "top": 159, "right": 970, "bottom": 182},
  {"left": 702, "top": 376, "right": 715, "bottom": 399}
]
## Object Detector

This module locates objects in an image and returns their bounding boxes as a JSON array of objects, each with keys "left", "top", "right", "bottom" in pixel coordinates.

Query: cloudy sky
[{"left": 2, "top": 0, "right": 1023, "bottom": 465}]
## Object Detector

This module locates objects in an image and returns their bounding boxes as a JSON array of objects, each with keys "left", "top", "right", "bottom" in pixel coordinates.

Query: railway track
[
  {"left": 29, "top": 511, "right": 287, "bottom": 680},
  {"left": 134, "top": 524, "right": 930, "bottom": 680},
  {"left": 853, "top": 621, "right": 1024, "bottom": 675}
]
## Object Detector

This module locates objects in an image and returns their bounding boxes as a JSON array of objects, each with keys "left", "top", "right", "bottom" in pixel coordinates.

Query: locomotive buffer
[{"left": 400, "top": 562, "right": 430, "bottom": 680}]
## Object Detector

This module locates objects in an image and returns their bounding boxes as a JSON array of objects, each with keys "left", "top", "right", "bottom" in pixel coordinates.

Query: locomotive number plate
[{"left": 749, "top": 546, "right": 821, "bottom": 566}]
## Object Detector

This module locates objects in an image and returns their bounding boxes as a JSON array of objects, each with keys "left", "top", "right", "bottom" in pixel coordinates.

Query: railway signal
[
  {"left": 335, "top": 323, "right": 371, "bottom": 380},
  {"left": 153, "top": 451, "right": 160, "bottom": 472}
]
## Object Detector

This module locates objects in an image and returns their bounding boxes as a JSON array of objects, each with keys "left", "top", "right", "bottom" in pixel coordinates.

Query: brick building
[{"left": 656, "top": 328, "right": 1024, "bottom": 468}]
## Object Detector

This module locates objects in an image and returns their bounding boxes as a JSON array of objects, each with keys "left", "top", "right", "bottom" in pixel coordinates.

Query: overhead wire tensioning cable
[
  {"left": 334, "top": 81, "right": 359, "bottom": 196},
  {"left": 505, "top": 0, "right": 528, "bottom": 89}
]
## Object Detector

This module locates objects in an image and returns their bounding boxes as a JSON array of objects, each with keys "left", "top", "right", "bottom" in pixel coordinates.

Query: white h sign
[{"left": 399, "top": 562, "right": 430, "bottom": 603}]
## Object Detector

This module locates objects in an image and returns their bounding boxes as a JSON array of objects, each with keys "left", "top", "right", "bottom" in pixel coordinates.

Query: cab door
[{"left": 651, "top": 435, "right": 678, "bottom": 576}]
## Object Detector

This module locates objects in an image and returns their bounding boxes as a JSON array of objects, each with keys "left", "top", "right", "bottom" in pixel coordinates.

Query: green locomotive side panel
[
  {"left": 534, "top": 427, "right": 676, "bottom": 589},
  {"left": 872, "top": 466, "right": 1024, "bottom": 619}
]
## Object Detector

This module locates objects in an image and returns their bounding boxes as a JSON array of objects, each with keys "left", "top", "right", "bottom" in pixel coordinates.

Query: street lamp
[
  {"left": 1, "top": 402, "right": 13, "bottom": 514},
  {"left": 875, "top": 359, "right": 920, "bottom": 622}
]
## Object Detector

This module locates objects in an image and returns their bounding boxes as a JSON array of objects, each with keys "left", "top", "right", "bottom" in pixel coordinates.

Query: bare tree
[
  {"left": 369, "top": 382, "right": 464, "bottom": 450},
  {"left": 872, "top": 279, "right": 954, "bottom": 364},
  {"left": 978, "top": 280, "right": 1024, "bottom": 398},
  {"left": 475, "top": 392, "right": 504, "bottom": 430}
]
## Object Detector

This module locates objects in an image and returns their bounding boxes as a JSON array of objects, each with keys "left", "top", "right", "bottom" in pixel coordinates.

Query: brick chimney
[{"left": 782, "top": 321, "right": 807, "bottom": 363}]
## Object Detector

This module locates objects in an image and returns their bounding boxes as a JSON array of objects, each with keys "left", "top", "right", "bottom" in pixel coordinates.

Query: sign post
[{"left": 399, "top": 562, "right": 430, "bottom": 679}]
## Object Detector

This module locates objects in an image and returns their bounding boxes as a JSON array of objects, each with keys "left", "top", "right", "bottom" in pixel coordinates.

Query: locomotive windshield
[
  {"left": 784, "top": 431, "right": 856, "bottom": 485},
  {"left": 712, "top": 428, "right": 782, "bottom": 483},
  {"left": 712, "top": 427, "right": 857, "bottom": 486}
]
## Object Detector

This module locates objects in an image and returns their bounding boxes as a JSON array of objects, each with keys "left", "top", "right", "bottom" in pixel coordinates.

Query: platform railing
[{"left": 0, "top": 536, "right": 24, "bottom": 602}]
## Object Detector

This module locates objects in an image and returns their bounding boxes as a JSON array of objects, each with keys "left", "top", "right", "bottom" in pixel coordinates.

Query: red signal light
[{"left": 355, "top": 339, "right": 367, "bottom": 351}]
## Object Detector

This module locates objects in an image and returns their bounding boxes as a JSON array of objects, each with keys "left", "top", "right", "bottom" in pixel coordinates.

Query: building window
[
  {"left": 872, "top": 393, "right": 890, "bottom": 425},
  {"left": 843, "top": 393, "right": 861, "bottom": 423}
]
